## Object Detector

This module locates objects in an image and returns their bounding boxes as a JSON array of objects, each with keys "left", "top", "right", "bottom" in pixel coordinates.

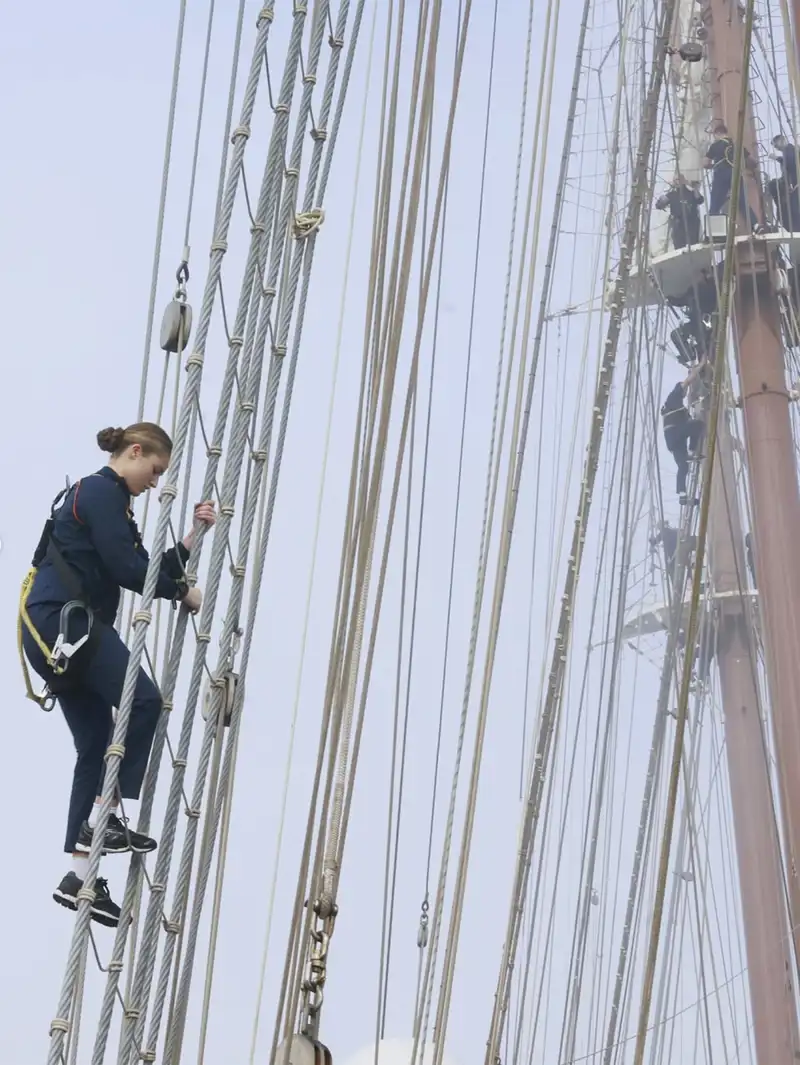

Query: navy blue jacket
[{"left": 26, "top": 466, "right": 189, "bottom": 626}]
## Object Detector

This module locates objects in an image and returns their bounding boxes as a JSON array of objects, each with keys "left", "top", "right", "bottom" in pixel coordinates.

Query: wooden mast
[{"left": 700, "top": 0, "right": 800, "bottom": 1057}]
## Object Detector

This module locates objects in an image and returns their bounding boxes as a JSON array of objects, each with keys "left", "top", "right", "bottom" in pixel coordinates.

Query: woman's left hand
[
  {"left": 193, "top": 501, "right": 217, "bottom": 527},
  {"left": 182, "top": 501, "right": 217, "bottom": 551}
]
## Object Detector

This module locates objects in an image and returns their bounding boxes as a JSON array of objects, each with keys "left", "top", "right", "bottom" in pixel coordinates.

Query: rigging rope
[
  {"left": 44, "top": 4, "right": 368, "bottom": 1062},
  {"left": 630, "top": 0, "right": 759, "bottom": 1056},
  {"left": 481, "top": 0, "right": 683, "bottom": 1057}
]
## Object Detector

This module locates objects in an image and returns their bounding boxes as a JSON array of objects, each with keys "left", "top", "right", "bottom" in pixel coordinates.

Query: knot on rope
[
  {"left": 172, "top": 757, "right": 188, "bottom": 769},
  {"left": 123, "top": 1008, "right": 141, "bottom": 1021},
  {"left": 240, "top": 400, "right": 256, "bottom": 413},
  {"left": 275, "top": 103, "right": 290, "bottom": 115},
  {"left": 233, "top": 564, "right": 246, "bottom": 578},
  {"left": 257, "top": 6, "right": 274, "bottom": 24},
  {"left": 294, "top": 2, "right": 309, "bottom": 14},
  {"left": 197, "top": 632, "right": 212, "bottom": 644},
  {"left": 185, "top": 805, "right": 202, "bottom": 820},
  {"left": 105, "top": 743, "right": 126, "bottom": 761},
  {"left": 230, "top": 333, "right": 245, "bottom": 348},
  {"left": 221, "top": 504, "right": 235, "bottom": 517},
  {"left": 161, "top": 483, "right": 179, "bottom": 500},
  {"left": 231, "top": 124, "right": 251, "bottom": 142},
  {"left": 149, "top": 881, "right": 166, "bottom": 894},
  {"left": 264, "top": 285, "right": 277, "bottom": 298},
  {"left": 162, "top": 700, "right": 174, "bottom": 713},
  {"left": 303, "top": 72, "right": 317, "bottom": 86},
  {"left": 165, "top": 920, "right": 181, "bottom": 935},
  {"left": 77, "top": 886, "right": 96, "bottom": 903},
  {"left": 207, "top": 444, "right": 223, "bottom": 457},
  {"left": 134, "top": 609, "right": 153, "bottom": 625},
  {"left": 294, "top": 208, "right": 325, "bottom": 239},
  {"left": 252, "top": 448, "right": 268, "bottom": 462},
  {"left": 140, "top": 1051, "right": 157, "bottom": 1063},
  {"left": 273, "top": 343, "right": 288, "bottom": 357},
  {"left": 286, "top": 166, "right": 300, "bottom": 180},
  {"left": 49, "top": 1018, "right": 70, "bottom": 1035},
  {"left": 250, "top": 221, "right": 267, "bottom": 235},
  {"left": 186, "top": 352, "right": 204, "bottom": 369},
  {"left": 329, "top": 34, "right": 344, "bottom": 49},
  {"left": 108, "top": 960, "right": 124, "bottom": 973},
  {"left": 311, "top": 127, "right": 328, "bottom": 142}
]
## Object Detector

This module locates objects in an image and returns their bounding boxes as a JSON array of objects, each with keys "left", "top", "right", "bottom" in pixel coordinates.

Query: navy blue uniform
[
  {"left": 661, "top": 383, "right": 704, "bottom": 495},
  {"left": 23, "top": 466, "right": 189, "bottom": 852},
  {"left": 705, "top": 138, "right": 758, "bottom": 228},
  {"left": 655, "top": 185, "right": 703, "bottom": 248}
]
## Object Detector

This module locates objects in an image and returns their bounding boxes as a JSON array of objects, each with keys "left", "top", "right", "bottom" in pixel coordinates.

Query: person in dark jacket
[
  {"left": 20, "top": 422, "right": 215, "bottom": 927},
  {"left": 655, "top": 176, "right": 704, "bottom": 248},
  {"left": 770, "top": 134, "right": 800, "bottom": 230},
  {"left": 703, "top": 121, "right": 759, "bottom": 229},
  {"left": 661, "top": 364, "right": 705, "bottom": 505}
]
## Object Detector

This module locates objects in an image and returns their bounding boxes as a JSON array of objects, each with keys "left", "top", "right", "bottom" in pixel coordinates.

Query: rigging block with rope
[
  {"left": 276, "top": 1034, "right": 333, "bottom": 1065},
  {"left": 159, "top": 298, "right": 193, "bottom": 353},
  {"left": 160, "top": 260, "right": 193, "bottom": 353}
]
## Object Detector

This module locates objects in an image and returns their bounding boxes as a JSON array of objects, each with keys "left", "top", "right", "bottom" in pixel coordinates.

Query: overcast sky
[{"left": 0, "top": 2, "right": 755, "bottom": 1064}]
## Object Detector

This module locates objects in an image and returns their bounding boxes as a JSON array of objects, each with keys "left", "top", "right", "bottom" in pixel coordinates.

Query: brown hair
[{"left": 96, "top": 422, "right": 173, "bottom": 458}]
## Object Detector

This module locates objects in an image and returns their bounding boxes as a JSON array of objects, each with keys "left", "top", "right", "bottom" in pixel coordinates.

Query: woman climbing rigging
[{"left": 19, "top": 422, "right": 216, "bottom": 928}]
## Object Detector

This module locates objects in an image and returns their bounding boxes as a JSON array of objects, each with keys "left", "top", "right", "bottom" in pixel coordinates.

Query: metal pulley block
[
  {"left": 160, "top": 298, "right": 193, "bottom": 353},
  {"left": 677, "top": 41, "right": 703, "bottom": 61},
  {"left": 201, "top": 671, "right": 238, "bottom": 727},
  {"left": 667, "top": 40, "right": 704, "bottom": 61},
  {"left": 275, "top": 1035, "right": 332, "bottom": 1065}
]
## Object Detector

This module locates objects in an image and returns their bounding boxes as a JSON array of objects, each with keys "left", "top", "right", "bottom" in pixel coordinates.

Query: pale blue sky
[{"left": 0, "top": 2, "right": 751, "bottom": 1064}]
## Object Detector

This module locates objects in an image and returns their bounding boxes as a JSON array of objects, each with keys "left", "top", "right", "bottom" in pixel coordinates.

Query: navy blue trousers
[
  {"left": 710, "top": 177, "right": 758, "bottom": 229},
  {"left": 22, "top": 605, "right": 162, "bottom": 853}
]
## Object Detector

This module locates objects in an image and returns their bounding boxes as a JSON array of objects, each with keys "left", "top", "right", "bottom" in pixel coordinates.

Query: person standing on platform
[
  {"left": 770, "top": 134, "right": 800, "bottom": 230},
  {"left": 703, "top": 121, "right": 760, "bottom": 230},
  {"left": 656, "top": 176, "right": 704, "bottom": 249}
]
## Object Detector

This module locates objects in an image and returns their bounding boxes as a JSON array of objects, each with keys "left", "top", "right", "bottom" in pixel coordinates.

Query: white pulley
[
  {"left": 275, "top": 1035, "right": 332, "bottom": 1065},
  {"left": 160, "top": 298, "right": 193, "bottom": 353},
  {"left": 201, "top": 671, "right": 238, "bottom": 727}
]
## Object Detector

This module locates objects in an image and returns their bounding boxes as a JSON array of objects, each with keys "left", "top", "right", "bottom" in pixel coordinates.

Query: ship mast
[
  {"left": 706, "top": 409, "right": 798, "bottom": 1062},
  {"left": 700, "top": 0, "right": 800, "bottom": 1057}
]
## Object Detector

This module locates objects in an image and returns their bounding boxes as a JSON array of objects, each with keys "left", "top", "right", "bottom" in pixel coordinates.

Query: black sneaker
[
  {"left": 74, "top": 813, "right": 157, "bottom": 856},
  {"left": 52, "top": 871, "right": 121, "bottom": 928}
]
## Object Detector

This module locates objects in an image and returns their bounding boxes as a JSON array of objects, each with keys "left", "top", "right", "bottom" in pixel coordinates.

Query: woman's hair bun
[{"left": 97, "top": 426, "right": 127, "bottom": 454}]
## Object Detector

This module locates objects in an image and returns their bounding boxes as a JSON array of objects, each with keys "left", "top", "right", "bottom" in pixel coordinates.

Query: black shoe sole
[
  {"left": 74, "top": 840, "right": 131, "bottom": 856},
  {"left": 74, "top": 838, "right": 157, "bottom": 857},
  {"left": 53, "top": 889, "right": 119, "bottom": 928},
  {"left": 53, "top": 888, "right": 78, "bottom": 912}
]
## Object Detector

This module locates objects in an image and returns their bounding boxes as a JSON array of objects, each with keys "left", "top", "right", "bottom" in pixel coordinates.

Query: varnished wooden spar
[{"left": 702, "top": 0, "right": 800, "bottom": 1059}]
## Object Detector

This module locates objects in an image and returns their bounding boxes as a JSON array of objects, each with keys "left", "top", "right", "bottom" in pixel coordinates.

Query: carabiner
[{"left": 48, "top": 600, "right": 93, "bottom": 673}]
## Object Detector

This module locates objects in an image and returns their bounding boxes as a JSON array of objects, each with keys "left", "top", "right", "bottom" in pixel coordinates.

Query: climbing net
[{"left": 47, "top": 2, "right": 373, "bottom": 1062}]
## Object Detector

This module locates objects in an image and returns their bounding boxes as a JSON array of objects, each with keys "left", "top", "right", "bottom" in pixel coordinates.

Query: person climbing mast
[
  {"left": 661, "top": 363, "right": 705, "bottom": 506},
  {"left": 19, "top": 423, "right": 216, "bottom": 927}
]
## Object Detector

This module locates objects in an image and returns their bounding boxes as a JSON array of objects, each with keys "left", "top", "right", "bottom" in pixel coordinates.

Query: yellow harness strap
[{"left": 18, "top": 567, "right": 60, "bottom": 709}]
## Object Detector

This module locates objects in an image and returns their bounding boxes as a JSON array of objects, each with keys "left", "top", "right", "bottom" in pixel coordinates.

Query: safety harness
[{"left": 18, "top": 480, "right": 99, "bottom": 710}]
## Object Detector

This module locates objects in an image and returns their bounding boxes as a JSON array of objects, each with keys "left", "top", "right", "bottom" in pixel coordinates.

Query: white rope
[{"left": 247, "top": 2, "right": 378, "bottom": 1057}]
